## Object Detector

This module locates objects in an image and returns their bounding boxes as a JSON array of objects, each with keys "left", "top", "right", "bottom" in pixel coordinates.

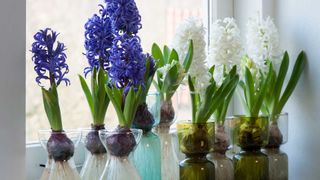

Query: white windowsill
[{"left": 26, "top": 142, "right": 86, "bottom": 180}]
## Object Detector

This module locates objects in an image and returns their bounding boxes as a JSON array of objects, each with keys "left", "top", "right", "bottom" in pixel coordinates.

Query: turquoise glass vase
[
  {"left": 132, "top": 92, "right": 162, "bottom": 180},
  {"left": 133, "top": 131, "right": 161, "bottom": 180}
]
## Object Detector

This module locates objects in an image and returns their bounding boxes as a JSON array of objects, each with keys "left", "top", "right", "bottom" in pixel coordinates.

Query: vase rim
[
  {"left": 38, "top": 129, "right": 80, "bottom": 134},
  {"left": 98, "top": 128, "right": 142, "bottom": 135},
  {"left": 227, "top": 115, "right": 268, "bottom": 119},
  {"left": 177, "top": 120, "right": 215, "bottom": 124}
]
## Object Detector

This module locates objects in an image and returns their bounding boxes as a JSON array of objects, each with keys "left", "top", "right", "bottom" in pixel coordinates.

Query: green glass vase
[
  {"left": 234, "top": 150, "right": 269, "bottom": 180},
  {"left": 231, "top": 116, "right": 269, "bottom": 180},
  {"left": 180, "top": 155, "right": 215, "bottom": 180},
  {"left": 177, "top": 121, "right": 215, "bottom": 180}
]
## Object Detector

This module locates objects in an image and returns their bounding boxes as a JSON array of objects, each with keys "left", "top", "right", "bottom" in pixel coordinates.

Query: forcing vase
[
  {"left": 99, "top": 128, "right": 142, "bottom": 180},
  {"left": 80, "top": 125, "right": 107, "bottom": 180},
  {"left": 207, "top": 120, "right": 234, "bottom": 180},
  {"left": 262, "top": 148, "right": 288, "bottom": 180},
  {"left": 133, "top": 131, "right": 161, "bottom": 180},
  {"left": 132, "top": 92, "right": 161, "bottom": 180},
  {"left": 154, "top": 93, "right": 180, "bottom": 180},
  {"left": 231, "top": 116, "right": 269, "bottom": 180},
  {"left": 233, "top": 150, "right": 269, "bottom": 180},
  {"left": 177, "top": 121, "right": 215, "bottom": 180},
  {"left": 38, "top": 130, "right": 81, "bottom": 180},
  {"left": 265, "top": 113, "right": 288, "bottom": 148},
  {"left": 154, "top": 125, "right": 180, "bottom": 180},
  {"left": 263, "top": 113, "right": 288, "bottom": 180}
]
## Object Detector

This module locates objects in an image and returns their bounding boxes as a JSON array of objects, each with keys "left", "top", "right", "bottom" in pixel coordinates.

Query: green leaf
[
  {"left": 161, "top": 64, "right": 179, "bottom": 93},
  {"left": 244, "top": 67, "right": 254, "bottom": 112},
  {"left": 183, "top": 40, "right": 193, "bottom": 72},
  {"left": 219, "top": 76, "right": 239, "bottom": 121},
  {"left": 169, "top": 49, "right": 179, "bottom": 64},
  {"left": 156, "top": 71, "right": 163, "bottom": 90},
  {"left": 197, "top": 73, "right": 238, "bottom": 122},
  {"left": 96, "top": 68, "right": 109, "bottom": 124},
  {"left": 123, "top": 87, "right": 135, "bottom": 126},
  {"left": 277, "top": 51, "right": 306, "bottom": 115},
  {"left": 271, "top": 52, "right": 289, "bottom": 116},
  {"left": 105, "top": 85, "right": 125, "bottom": 126},
  {"left": 129, "top": 86, "right": 143, "bottom": 126},
  {"left": 252, "top": 64, "right": 273, "bottom": 117},
  {"left": 209, "top": 65, "right": 215, "bottom": 75},
  {"left": 41, "top": 85, "right": 62, "bottom": 131},
  {"left": 188, "top": 75, "right": 199, "bottom": 122},
  {"left": 79, "top": 75, "right": 94, "bottom": 118},
  {"left": 163, "top": 45, "right": 171, "bottom": 64},
  {"left": 152, "top": 43, "right": 164, "bottom": 67}
]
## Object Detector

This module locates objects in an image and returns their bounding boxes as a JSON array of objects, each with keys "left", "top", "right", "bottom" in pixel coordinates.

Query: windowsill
[{"left": 26, "top": 142, "right": 86, "bottom": 180}]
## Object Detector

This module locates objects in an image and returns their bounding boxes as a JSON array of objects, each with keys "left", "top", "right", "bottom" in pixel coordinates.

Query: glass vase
[
  {"left": 234, "top": 150, "right": 269, "bottom": 180},
  {"left": 207, "top": 120, "right": 233, "bottom": 180},
  {"left": 207, "top": 152, "right": 234, "bottom": 180},
  {"left": 154, "top": 92, "right": 179, "bottom": 180},
  {"left": 38, "top": 129, "right": 81, "bottom": 180},
  {"left": 263, "top": 113, "right": 288, "bottom": 180},
  {"left": 265, "top": 113, "right": 288, "bottom": 148},
  {"left": 80, "top": 125, "right": 107, "bottom": 180},
  {"left": 99, "top": 128, "right": 142, "bottom": 180},
  {"left": 154, "top": 125, "right": 180, "bottom": 180},
  {"left": 231, "top": 116, "right": 269, "bottom": 180},
  {"left": 262, "top": 148, "right": 288, "bottom": 180},
  {"left": 132, "top": 92, "right": 161, "bottom": 180},
  {"left": 177, "top": 121, "right": 215, "bottom": 180}
]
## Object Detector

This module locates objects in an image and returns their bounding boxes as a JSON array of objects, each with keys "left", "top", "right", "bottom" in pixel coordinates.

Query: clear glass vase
[
  {"left": 263, "top": 113, "right": 288, "bottom": 180},
  {"left": 154, "top": 125, "right": 180, "bottom": 180},
  {"left": 207, "top": 120, "right": 234, "bottom": 180},
  {"left": 38, "top": 129, "right": 81, "bottom": 180},
  {"left": 132, "top": 92, "right": 161, "bottom": 180},
  {"left": 265, "top": 113, "right": 288, "bottom": 148},
  {"left": 154, "top": 92, "right": 180, "bottom": 180},
  {"left": 80, "top": 126, "right": 107, "bottom": 180},
  {"left": 99, "top": 128, "right": 143, "bottom": 180},
  {"left": 230, "top": 116, "right": 269, "bottom": 180},
  {"left": 177, "top": 121, "right": 215, "bottom": 180}
]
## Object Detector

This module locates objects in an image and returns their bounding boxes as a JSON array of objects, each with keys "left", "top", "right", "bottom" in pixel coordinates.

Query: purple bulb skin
[
  {"left": 47, "top": 132, "right": 74, "bottom": 162},
  {"left": 85, "top": 124, "right": 107, "bottom": 154},
  {"left": 132, "top": 103, "right": 155, "bottom": 132},
  {"left": 160, "top": 100, "right": 175, "bottom": 124},
  {"left": 106, "top": 127, "right": 136, "bottom": 157}
]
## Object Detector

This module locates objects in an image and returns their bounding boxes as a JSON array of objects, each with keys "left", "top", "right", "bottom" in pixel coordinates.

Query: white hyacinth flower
[
  {"left": 246, "top": 15, "right": 282, "bottom": 67},
  {"left": 171, "top": 17, "right": 210, "bottom": 95},
  {"left": 209, "top": 17, "right": 242, "bottom": 67},
  {"left": 209, "top": 17, "right": 242, "bottom": 85}
]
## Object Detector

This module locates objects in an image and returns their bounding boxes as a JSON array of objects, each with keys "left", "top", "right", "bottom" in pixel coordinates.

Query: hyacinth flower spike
[
  {"left": 79, "top": 4, "right": 114, "bottom": 180},
  {"left": 31, "top": 28, "right": 81, "bottom": 180}
]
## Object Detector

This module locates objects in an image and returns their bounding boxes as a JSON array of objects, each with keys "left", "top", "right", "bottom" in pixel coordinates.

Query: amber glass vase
[
  {"left": 231, "top": 116, "right": 269, "bottom": 180},
  {"left": 177, "top": 121, "right": 215, "bottom": 180}
]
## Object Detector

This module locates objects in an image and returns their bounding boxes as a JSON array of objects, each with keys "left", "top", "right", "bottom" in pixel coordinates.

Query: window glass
[{"left": 26, "top": 0, "right": 207, "bottom": 142}]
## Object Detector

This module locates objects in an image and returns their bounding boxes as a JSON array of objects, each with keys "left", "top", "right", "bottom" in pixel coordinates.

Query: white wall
[
  {"left": 274, "top": 0, "right": 320, "bottom": 179},
  {"left": 0, "top": 0, "right": 25, "bottom": 179},
  {"left": 234, "top": 0, "right": 320, "bottom": 179}
]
